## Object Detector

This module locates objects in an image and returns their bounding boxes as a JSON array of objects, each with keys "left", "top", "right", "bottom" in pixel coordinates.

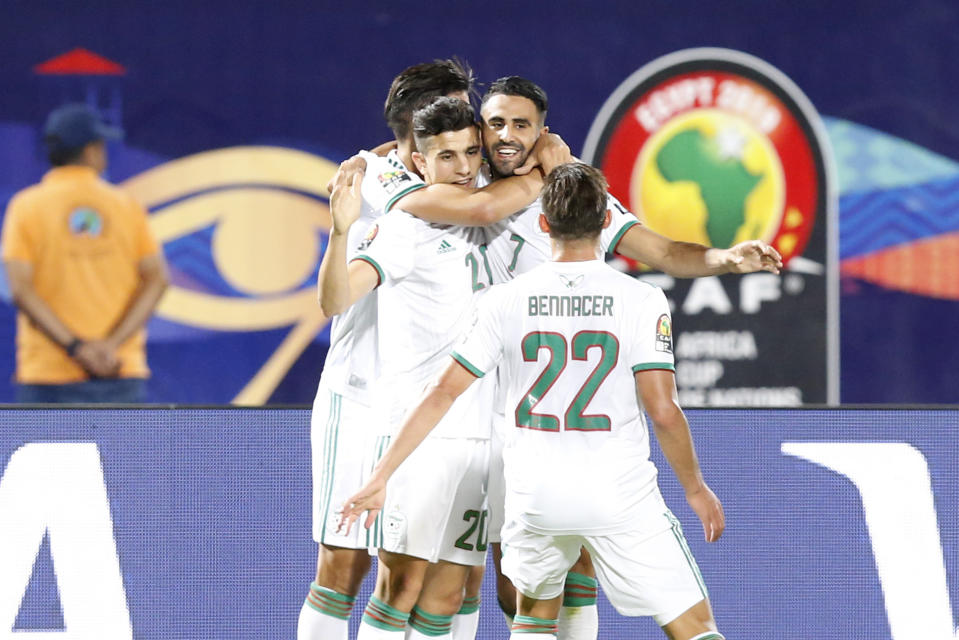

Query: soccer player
[
  {"left": 474, "top": 75, "right": 777, "bottom": 640},
  {"left": 298, "top": 60, "right": 543, "bottom": 640},
  {"left": 321, "top": 96, "right": 501, "bottom": 640},
  {"left": 341, "top": 162, "right": 726, "bottom": 640}
]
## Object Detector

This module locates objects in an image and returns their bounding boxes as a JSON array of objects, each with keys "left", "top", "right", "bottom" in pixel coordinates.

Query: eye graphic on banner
[{"left": 121, "top": 147, "right": 337, "bottom": 404}]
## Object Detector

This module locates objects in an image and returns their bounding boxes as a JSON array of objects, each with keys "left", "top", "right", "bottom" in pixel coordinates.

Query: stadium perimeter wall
[{"left": 0, "top": 407, "right": 954, "bottom": 639}]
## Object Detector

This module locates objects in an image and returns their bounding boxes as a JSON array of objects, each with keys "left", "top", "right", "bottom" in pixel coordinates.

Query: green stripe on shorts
[{"left": 665, "top": 510, "right": 708, "bottom": 599}]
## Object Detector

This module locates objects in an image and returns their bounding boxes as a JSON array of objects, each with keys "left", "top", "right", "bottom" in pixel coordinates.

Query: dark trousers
[{"left": 16, "top": 378, "right": 147, "bottom": 404}]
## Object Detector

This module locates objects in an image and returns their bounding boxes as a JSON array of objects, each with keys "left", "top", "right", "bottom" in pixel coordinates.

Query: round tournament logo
[
  {"left": 68, "top": 207, "right": 104, "bottom": 236},
  {"left": 583, "top": 48, "right": 832, "bottom": 267}
]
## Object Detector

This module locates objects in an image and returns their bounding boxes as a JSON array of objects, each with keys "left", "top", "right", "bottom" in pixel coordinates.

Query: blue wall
[
  {"left": 1, "top": 1, "right": 957, "bottom": 403},
  {"left": 1, "top": 407, "right": 956, "bottom": 638}
]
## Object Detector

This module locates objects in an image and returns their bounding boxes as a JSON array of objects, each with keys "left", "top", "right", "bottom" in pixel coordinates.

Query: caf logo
[{"left": 583, "top": 48, "right": 832, "bottom": 267}]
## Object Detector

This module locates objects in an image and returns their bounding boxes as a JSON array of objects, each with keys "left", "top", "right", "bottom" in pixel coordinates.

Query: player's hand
[
  {"left": 514, "top": 130, "right": 573, "bottom": 176},
  {"left": 338, "top": 476, "right": 387, "bottom": 535},
  {"left": 325, "top": 154, "right": 367, "bottom": 195},
  {"left": 368, "top": 140, "right": 398, "bottom": 157},
  {"left": 329, "top": 170, "right": 363, "bottom": 236},
  {"left": 723, "top": 240, "right": 783, "bottom": 275},
  {"left": 73, "top": 340, "right": 121, "bottom": 378},
  {"left": 685, "top": 484, "right": 725, "bottom": 542}
]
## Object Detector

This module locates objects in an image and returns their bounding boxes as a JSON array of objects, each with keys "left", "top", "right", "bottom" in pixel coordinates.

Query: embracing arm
[
  {"left": 636, "top": 369, "right": 725, "bottom": 542},
  {"left": 340, "top": 360, "right": 478, "bottom": 532},
  {"left": 615, "top": 224, "right": 782, "bottom": 277},
  {"left": 397, "top": 172, "right": 543, "bottom": 226}
]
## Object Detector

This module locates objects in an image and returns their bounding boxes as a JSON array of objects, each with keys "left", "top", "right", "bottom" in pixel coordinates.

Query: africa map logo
[{"left": 583, "top": 48, "right": 832, "bottom": 268}]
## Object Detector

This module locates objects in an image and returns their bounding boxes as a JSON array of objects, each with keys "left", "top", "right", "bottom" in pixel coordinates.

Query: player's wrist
[{"left": 63, "top": 337, "right": 82, "bottom": 357}]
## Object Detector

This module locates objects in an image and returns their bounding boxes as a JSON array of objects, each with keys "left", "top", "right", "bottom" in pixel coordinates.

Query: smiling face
[
  {"left": 480, "top": 94, "right": 546, "bottom": 178},
  {"left": 413, "top": 125, "right": 483, "bottom": 188}
]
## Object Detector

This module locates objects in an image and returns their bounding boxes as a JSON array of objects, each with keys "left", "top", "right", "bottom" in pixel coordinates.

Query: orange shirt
[{"left": 1, "top": 166, "right": 160, "bottom": 383}]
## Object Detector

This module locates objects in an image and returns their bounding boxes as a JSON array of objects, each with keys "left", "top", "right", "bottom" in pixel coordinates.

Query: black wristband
[{"left": 65, "top": 338, "right": 81, "bottom": 357}]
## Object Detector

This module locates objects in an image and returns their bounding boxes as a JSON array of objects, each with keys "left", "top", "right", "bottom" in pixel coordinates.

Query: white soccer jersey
[
  {"left": 452, "top": 259, "right": 675, "bottom": 535},
  {"left": 478, "top": 184, "right": 639, "bottom": 288},
  {"left": 319, "top": 150, "right": 424, "bottom": 405},
  {"left": 354, "top": 210, "right": 492, "bottom": 439}
]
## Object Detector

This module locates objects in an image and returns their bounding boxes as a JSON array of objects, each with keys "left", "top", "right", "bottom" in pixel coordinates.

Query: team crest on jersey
[
  {"left": 377, "top": 169, "right": 414, "bottom": 195},
  {"left": 582, "top": 48, "right": 832, "bottom": 268},
  {"left": 383, "top": 510, "right": 407, "bottom": 547},
  {"left": 68, "top": 207, "right": 104, "bottom": 236},
  {"left": 559, "top": 273, "right": 584, "bottom": 289},
  {"left": 357, "top": 223, "right": 379, "bottom": 251},
  {"left": 655, "top": 314, "right": 673, "bottom": 353}
]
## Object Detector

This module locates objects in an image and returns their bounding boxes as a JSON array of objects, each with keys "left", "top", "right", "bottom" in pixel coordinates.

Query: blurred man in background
[{"left": 1, "top": 103, "right": 168, "bottom": 403}]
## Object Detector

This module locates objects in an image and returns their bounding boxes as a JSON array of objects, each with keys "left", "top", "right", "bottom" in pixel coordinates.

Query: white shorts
[
  {"left": 487, "top": 412, "right": 507, "bottom": 544},
  {"left": 501, "top": 492, "right": 709, "bottom": 626},
  {"left": 310, "top": 383, "right": 380, "bottom": 549},
  {"left": 374, "top": 437, "right": 490, "bottom": 566}
]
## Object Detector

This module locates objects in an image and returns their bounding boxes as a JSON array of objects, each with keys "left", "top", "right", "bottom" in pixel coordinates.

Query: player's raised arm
[
  {"left": 339, "top": 358, "right": 480, "bottom": 533},
  {"left": 635, "top": 368, "right": 725, "bottom": 543},
  {"left": 317, "top": 171, "right": 379, "bottom": 315},
  {"left": 614, "top": 222, "right": 783, "bottom": 276}
]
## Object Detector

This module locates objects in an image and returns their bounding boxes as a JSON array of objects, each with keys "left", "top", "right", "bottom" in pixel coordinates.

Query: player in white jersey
[
  {"left": 299, "top": 60, "right": 546, "bottom": 640},
  {"left": 323, "top": 96, "right": 507, "bottom": 640},
  {"left": 464, "top": 75, "right": 779, "bottom": 640},
  {"left": 341, "top": 163, "right": 726, "bottom": 640}
]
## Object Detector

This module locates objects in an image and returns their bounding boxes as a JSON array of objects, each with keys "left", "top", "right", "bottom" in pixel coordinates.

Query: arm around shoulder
[{"left": 395, "top": 170, "right": 543, "bottom": 226}]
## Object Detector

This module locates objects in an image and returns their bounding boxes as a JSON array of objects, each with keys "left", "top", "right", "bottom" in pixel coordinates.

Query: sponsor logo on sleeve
[
  {"left": 655, "top": 314, "right": 673, "bottom": 353},
  {"left": 377, "top": 169, "right": 414, "bottom": 195},
  {"left": 357, "top": 223, "right": 379, "bottom": 251}
]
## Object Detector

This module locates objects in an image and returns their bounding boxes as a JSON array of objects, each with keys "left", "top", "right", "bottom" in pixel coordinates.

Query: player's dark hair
[
  {"left": 384, "top": 58, "right": 475, "bottom": 142},
  {"left": 541, "top": 163, "right": 608, "bottom": 240},
  {"left": 481, "top": 76, "right": 549, "bottom": 120},
  {"left": 412, "top": 97, "right": 478, "bottom": 152}
]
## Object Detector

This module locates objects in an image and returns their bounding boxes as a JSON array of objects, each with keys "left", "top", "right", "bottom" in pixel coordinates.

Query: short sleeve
[
  {"left": 353, "top": 211, "right": 416, "bottom": 286},
  {"left": 451, "top": 288, "right": 506, "bottom": 377},
  {"left": 128, "top": 194, "right": 160, "bottom": 260},
  {"left": 627, "top": 287, "right": 675, "bottom": 373},
  {"left": 1, "top": 193, "right": 35, "bottom": 263},
  {"left": 360, "top": 151, "right": 425, "bottom": 214},
  {"left": 600, "top": 192, "right": 639, "bottom": 255}
]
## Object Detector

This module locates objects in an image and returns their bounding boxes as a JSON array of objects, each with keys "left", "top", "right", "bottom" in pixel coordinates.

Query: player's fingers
[
  {"left": 364, "top": 508, "right": 381, "bottom": 530},
  {"left": 513, "top": 158, "right": 538, "bottom": 176}
]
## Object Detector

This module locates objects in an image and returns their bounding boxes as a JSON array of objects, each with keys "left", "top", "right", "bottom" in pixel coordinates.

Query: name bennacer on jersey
[{"left": 528, "top": 295, "right": 614, "bottom": 317}]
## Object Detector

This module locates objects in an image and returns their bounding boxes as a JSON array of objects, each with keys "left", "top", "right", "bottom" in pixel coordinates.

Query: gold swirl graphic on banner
[{"left": 122, "top": 146, "right": 337, "bottom": 405}]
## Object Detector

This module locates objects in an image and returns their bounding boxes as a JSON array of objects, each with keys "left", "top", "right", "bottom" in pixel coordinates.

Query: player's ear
[
  {"left": 411, "top": 151, "right": 427, "bottom": 178},
  {"left": 603, "top": 209, "right": 612, "bottom": 229},
  {"left": 538, "top": 213, "right": 550, "bottom": 233}
]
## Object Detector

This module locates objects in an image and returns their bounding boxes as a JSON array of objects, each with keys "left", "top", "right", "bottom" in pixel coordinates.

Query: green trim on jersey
[
  {"left": 632, "top": 362, "right": 675, "bottom": 372},
  {"left": 609, "top": 219, "right": 639, "bottom": 254},
  {"left": 385, "top": 182, "right": 426, "bottom": 212},
  {"left": 451, "top": 352, "right": 486, "bottom": 378},
  {"left": 352, "top": 255, "right": 385, "bottom": 287}
]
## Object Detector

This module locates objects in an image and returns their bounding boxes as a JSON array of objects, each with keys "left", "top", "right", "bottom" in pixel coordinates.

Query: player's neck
[
  {"left": 396, "top": 139, "right": 421, "bottom": 177},
  {"left": 551, "top": 238, "right": 603, "bottom": 263}
]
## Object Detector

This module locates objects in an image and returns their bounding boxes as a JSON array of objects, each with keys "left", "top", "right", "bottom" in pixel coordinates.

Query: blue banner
[
  {"left": 0, "top": 3, "right": 957, "bottom": 403},
  {"left": 1, "top": 408, "right": 955, "bottom": 638}
]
